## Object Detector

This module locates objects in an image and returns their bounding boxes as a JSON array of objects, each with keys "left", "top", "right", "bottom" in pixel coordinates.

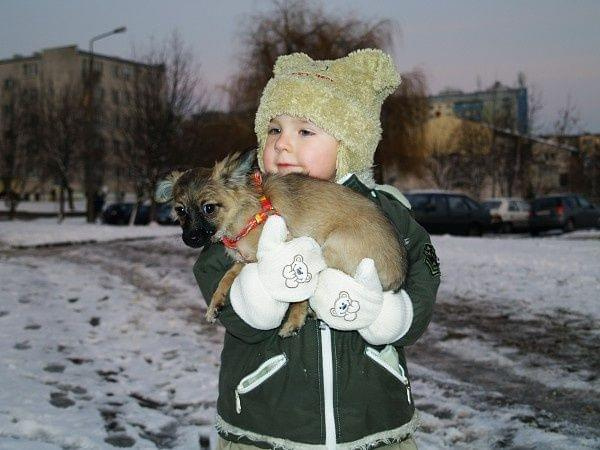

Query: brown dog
[{"left": 157, "top": 151, "right": 407, "bottom": 337}]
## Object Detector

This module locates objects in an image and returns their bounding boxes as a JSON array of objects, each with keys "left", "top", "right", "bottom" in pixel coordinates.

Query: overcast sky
[{"left": 1, "top": 0, "right": 599, "bottom": 132}]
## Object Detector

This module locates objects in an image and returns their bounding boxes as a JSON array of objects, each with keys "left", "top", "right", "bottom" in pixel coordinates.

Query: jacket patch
[
  {"left": 330, "top": 291, "right": 360, "bottom": 321},
  {"left": 282, "top": 255, "right": 312, "bottom": 288},
  {"left": 423, "top": 243, "right": 441, "bottom": 277}
]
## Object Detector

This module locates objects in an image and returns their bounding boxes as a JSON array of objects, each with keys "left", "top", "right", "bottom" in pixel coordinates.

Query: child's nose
[{"left": 275, "top": 132, "right": 292, "bottom": 153}]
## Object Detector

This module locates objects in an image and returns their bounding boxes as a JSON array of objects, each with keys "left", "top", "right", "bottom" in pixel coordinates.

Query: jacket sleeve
[
  {"left": 375, "top": 191, "right": 440, "bottom": 347},
  {"left": 193, "top": 243, "right": 278, "bottom": 344}
]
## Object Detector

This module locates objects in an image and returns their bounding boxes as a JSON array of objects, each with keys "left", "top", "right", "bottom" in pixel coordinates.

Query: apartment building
[
  {"left": 0, "top": 45, "right": 162, "bottom": 198},
  {"left": 429, "top": 82, "right": 529, "bottom": 134}
]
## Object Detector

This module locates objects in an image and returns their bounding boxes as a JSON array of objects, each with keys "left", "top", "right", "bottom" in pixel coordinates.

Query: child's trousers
[{"left": 216, "top": 436, "right": 418, "bottom": 449}]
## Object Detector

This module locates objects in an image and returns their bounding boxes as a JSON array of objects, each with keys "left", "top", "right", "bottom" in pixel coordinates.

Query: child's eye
[
  {"left": 267, "top": 127, "right": 280, "bottom": 135},
  {"left": 299, "top": 129, "right": 315, "bottom": 136}
]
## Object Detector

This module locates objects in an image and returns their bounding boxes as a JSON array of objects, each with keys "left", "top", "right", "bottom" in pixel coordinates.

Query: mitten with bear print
[
  {"left": 309, "top": 258, "right": 414, "bottom": 345},
  {"left": 230, "top": 215, "right": 327, "bottom": 330}
]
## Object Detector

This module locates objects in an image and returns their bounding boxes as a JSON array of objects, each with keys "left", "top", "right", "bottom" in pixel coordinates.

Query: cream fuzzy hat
[{"left": 255, "top": 49, "right": 401, "bottom": 183}]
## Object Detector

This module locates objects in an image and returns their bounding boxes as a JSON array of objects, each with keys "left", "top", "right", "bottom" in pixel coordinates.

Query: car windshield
[
  {"left": 533, "top": 197, "right": 559, "bottom": 210},
  {"left": 483, "top": 201, "right": 501, "bottom": 210},
  {"left": 405, "top": 194, "right": 430, "bottom": 210}
]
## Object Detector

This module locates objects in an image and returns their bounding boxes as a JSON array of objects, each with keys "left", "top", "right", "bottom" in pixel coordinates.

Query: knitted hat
[{"left": 255, "top": 49, "right": 401, "bottom": 182}]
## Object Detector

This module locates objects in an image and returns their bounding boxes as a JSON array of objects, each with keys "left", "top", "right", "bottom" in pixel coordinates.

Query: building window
[
  {"left": 112, "top": 89, "right": 120, "bottom": 105},
  {"left": 114, "top": 113, "right": 121, "bottom": 128},
  {"left": 113, "top": 65, "right": 120, "bottom": 78},
  {"left": 123, "top": 90, "right": 131, "bottom": 105},
  {"left": 113, "top": 139, "right": 121, "bottom": 152},
  {"left": 93, "top": 86, "right": 105, "bottom": 102},
  {"left": 22, "top": 63, "right": 38, "bottom": 76},
  {"left": 559, "top": 173, "right": 569, "bottom": 187},
  {"left": 3, "top": 78, "right": 15, "bottom": 90},
  {"left": 122, "top": 65, "right": 132, "bottom": 81}
]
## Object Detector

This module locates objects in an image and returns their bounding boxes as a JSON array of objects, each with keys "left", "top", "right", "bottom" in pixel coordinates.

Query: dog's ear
[
  {"left": 155, "top": 170, "right": 183, "bottom": 203},
  {"left": 216, "top": 149, "right": 257, "bottom": 186}
]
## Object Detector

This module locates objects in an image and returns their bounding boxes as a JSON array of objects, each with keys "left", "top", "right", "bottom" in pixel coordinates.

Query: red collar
[{"left": 221, "top": 172, "right": 277, "bottom": 250}]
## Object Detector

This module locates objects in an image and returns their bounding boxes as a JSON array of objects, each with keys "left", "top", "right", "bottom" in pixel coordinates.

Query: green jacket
[{"left": 193, "top": 175, "right": 440, "bottom": 449}]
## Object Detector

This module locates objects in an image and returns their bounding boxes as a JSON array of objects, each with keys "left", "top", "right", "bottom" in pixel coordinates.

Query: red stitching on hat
[{"left": 291, "top": 72, "right": 334, "bottom": 82}]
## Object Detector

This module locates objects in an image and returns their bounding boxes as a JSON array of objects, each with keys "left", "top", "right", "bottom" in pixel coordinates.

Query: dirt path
[{"left": 410, "top": 296, "right": 600, "bottom": 440}]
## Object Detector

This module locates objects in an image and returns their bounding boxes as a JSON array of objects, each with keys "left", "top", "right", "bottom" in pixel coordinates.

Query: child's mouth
[{"left": 277, "top": 164, "right": 304, "bottom": 173}]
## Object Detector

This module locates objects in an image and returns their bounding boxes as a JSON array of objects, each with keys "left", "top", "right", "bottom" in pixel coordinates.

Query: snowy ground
[
  {"left": 0, "top": 217, "right": 179, "bottom": 248},
  {"left": 0, "top": 221, "right": 598, "bottom": 449}
]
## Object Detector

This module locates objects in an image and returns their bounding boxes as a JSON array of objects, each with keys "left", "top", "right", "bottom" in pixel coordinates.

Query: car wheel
[
  {"left": 530, "top": 228, "right": 539, "bottom": 237},
  {"left": 563, "top": 219, "right": 575, "bottom": 233},
  {"left": 501, "top": 222, "right": 513, "bottom": 234},
  {"left": 467, "top": 224, "right": 482, "bottom": 236}
]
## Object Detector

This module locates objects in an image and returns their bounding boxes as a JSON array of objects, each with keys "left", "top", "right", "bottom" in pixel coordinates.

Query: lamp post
[{"left": 84, "top": 26, "right": 126, "bottom": 223}]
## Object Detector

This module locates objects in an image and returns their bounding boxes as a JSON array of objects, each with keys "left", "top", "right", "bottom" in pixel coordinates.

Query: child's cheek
[{"left": 262, "top": 147, "right": 277, "bottom": 174}]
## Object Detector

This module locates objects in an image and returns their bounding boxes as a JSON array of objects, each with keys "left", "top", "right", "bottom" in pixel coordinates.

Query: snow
[
  {"left": 0, "top": 224, "right": 599, "bottom": 448},
  {"left": 0, "top": 217, "right": 180, "bottom": 248},
  {"left": 431, "top": 232, "right": 600, "bottom": 319},
  {"left": 0, "top": 200, "right": 86, "bottom": 214}
]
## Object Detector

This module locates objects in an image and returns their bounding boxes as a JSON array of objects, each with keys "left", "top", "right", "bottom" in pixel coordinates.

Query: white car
[{"left": 483, "top": 197, "right": 531, "bottom": 233}]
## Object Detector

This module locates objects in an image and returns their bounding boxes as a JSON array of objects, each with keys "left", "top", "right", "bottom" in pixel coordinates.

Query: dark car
[
  {"left": 404, "top": 191, "right": 491, "bottom": 236},
  {"left": 529, "top": 194, "right": 600, "bottom": 235},
  {"left": 101, "top": 202, "right": 150, "bottom": 225},
  {"left": 156, "top": 203, "right": 178, "bottom": 225}
]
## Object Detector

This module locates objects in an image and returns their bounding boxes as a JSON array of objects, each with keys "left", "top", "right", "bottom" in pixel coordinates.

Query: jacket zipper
[
  {"left": 319, "top": 321, "right": 337, "bottom": 449},
  {"left": 365, "top": 347, "right": 412, "bottom": 404},
  {"left": 234, "top": 354, "right": 287, "bottom": 414}
]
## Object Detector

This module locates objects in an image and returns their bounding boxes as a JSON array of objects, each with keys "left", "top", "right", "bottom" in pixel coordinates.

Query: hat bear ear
[
  {"left": 342, "top": 49, "right": 401, "bottom": 96},
  {"left": 273, "top": 52, "right": 315, "bottom": 75}
]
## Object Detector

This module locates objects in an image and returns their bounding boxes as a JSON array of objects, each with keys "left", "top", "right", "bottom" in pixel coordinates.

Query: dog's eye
[
  {"left": 202, "top": 203, "right": 217, "bottom": 215},
  {"left": 174, "top": 206, "right": 186, "bottom": 216}
]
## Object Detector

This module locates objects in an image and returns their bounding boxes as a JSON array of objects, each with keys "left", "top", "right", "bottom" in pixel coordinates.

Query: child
[{"left": 194, "top": 49, "right": 440, "bottom": 449}]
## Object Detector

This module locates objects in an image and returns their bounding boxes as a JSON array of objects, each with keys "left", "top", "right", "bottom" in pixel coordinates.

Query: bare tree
[
  {"left": 121, "top": 32, "right": 206, "bottom": 223},
  {"left": 553, "top": 93, "right": 581, "bottom": 140},
  {"left": 228, "top": 0, "right": 394, "bottom": 112},
  {"left": 378, "top": 70, "right": 429, "bottom": 182},
  {"left": 0, "top": 82, "right": 39, "bottom": 219},
  {"left": 454, "top": 120, "right": 492, "bottom": 199},
  {"left": 225, "top": 0, "right": 428, "bottom": 180},
  {"left": 33, "top": 81, "right": 86, "bottom": 221}
]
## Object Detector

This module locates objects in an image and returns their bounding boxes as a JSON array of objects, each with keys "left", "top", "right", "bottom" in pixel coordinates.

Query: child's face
[{"left": 263, "top": 115, "right": 338, "bottom": 180}]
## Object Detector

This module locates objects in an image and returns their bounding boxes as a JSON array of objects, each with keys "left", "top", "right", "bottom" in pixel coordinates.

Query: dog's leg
[
  {"left": 206, "top": 262, "right": 244, "bottom": 323},
  {"left": 279, "top": 300, "right": 309, "bottom": 338}
]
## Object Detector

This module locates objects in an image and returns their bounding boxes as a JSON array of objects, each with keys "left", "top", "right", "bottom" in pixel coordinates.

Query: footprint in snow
[{"left": 49, "top": 391, "right": 75, "bottom": 408}]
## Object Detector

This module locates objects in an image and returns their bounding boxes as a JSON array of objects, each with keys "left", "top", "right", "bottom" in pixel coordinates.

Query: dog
[{"left": 156, "top": 151, "right": 407, "bottom": 337}]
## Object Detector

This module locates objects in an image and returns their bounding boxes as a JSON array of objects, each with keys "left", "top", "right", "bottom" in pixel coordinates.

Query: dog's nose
[{"left": 182, "top": 230, "right": 207, "bottom": 248}]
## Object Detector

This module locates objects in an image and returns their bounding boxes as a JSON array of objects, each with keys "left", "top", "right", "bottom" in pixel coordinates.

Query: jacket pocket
[
  {"left": 365, "top": 346, "right": 412, "bottom": 404},
  {"left": 235, "top": 353, "right": 287, "bottom": 414}
]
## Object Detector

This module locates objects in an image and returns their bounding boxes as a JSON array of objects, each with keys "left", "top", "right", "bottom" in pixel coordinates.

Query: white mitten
[
  {"left": 309, "top": 258, "right": 384, "bottom": 330},
  {"left": 256, "top": 215, "right": 327, "bottom": 302},
  {"left": 230, "top": 263, "right": 289, "bottom": 330},
  {"left": 358, "top": 289, "right": 414, "bottom": 345}
]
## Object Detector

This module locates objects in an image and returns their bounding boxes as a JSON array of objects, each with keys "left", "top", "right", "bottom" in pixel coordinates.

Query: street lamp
[
  {"left": 84, "top": 26, "right": 127, "bottom": 222},
  {"left": 88, "top": 26, "right": 127, "bottom": 82}
]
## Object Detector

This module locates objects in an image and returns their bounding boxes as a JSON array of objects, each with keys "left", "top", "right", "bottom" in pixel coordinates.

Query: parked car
[
  {"left": 482, "top": 197, "right": 530, "bottom": 233},
  {"left": 102, "top": 202, "right": 178, "bottom": 225},
  {"left": 529, "top": 194, "right": 600, "bottom": 235},
  {"left": 156, "top": 203, "right": 178, "bottom": 225},
  {"left": 102, "top": 202, "right": 150, "bottom": 225},
  {"left": 404, "top": 191, "right": 491, "bottom": 236}
]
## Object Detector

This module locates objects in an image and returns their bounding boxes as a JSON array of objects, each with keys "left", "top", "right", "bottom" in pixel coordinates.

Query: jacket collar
[{"left": 339, "top": 173, "right": 372, "bottom": 197}]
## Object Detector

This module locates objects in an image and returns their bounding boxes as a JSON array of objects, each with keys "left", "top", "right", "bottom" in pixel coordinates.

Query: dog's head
[{"left": 155, "top": 150, "right": 256, "bottom": 248}]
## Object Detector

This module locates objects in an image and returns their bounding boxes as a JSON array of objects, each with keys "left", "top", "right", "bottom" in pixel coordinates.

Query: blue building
[{"left": 429, "top": 82, "right": 528, "bottom": 134}]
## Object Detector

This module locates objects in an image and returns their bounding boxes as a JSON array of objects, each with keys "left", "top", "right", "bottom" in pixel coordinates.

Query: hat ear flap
[
  {"left": 344, "top": 49, "right": 401, "bottom": 97},
  {"left": 273, "top": 52, "right": 314, "bottom": 75}
]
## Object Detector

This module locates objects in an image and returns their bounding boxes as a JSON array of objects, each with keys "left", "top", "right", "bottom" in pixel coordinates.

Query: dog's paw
[
  {"left": 278, "top": 322, "right": 301, "bottom": 338},
  {"left": 205, "top": 306, "right": 220, "bottom": 324}
]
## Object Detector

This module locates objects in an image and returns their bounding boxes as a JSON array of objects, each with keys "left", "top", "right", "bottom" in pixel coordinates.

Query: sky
[{"left": 1, "top": 0, "right": 599, "bottom": 133}]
